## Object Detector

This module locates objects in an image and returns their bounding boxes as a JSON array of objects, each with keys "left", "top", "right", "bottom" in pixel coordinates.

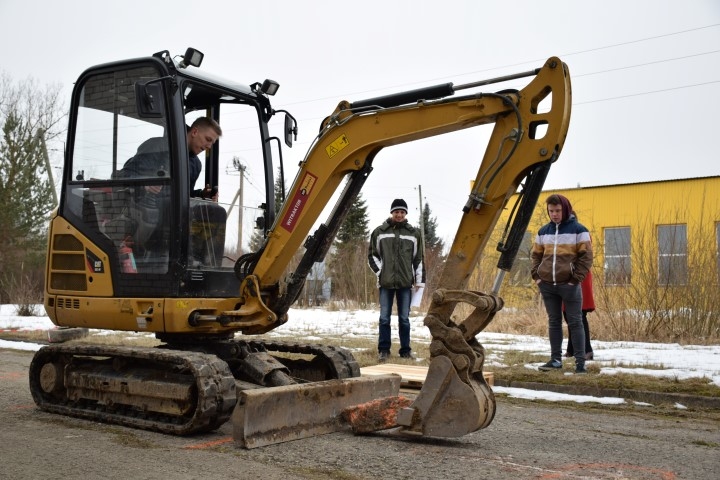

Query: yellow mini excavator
[{"left": 30, "top": 48, "right": 571, "bottom": 447}]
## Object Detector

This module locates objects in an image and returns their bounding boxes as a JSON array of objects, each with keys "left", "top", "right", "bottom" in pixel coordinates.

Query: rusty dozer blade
[
  {"left": 397, "top": 288, "right": 501, "bottom": 437},
  {"left": 233, "top": 374, "right": 401, "bottom": 448}
]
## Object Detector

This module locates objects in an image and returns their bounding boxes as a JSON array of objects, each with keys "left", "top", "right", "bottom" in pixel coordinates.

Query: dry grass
[
  {"left": 482, "top": 304, "right": 720, "bottom": 345},
  {"left": 243, "top": 333, "right": 720, "bottom": 398},
  {"left": 492, "top": 349, "right": 720, "bottom": 397}
]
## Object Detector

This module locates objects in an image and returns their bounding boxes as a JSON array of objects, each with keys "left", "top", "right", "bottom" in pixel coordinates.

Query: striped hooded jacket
[
  {"left": 368, "top": 218, "right": 425, "bottom": 289},
  {"left": 530, "top": 196, "right": 593, "bottom": 285}
]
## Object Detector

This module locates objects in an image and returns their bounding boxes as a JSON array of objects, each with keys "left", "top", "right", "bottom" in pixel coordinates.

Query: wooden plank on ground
[{"left": 360, "top": 363, "right": 493, "bottom": 388}]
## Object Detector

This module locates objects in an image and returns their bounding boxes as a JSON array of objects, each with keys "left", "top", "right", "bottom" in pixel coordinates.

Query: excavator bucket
[
  {"left": 396, "top": 355, "right": 495, "bottom": 436},
  {"left": 232, "top": 374, "right": 401, "bottom": 448},
  {"left": 396, "top": 289, "right": 501, "bottom": 436}
]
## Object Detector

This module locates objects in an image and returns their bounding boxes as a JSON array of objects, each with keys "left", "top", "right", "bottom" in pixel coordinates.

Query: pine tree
[
  {"left": 0, "top": 73, "right": 64, "bottom": 302},
  {"left": 422, "top": 202, "right": 444, "bottom": 251},
  {"left": 0, "top": 113, "right": 54, "bottom": 241},
  {"left": 419, "top": 201, "right": 445, "bottom": 305},
  {"left": 273, "top": 166, "right": 286, "bottom": 216},
  {"left": 328, "top": 193, "right": 374, "bottom": 305},
  {"left": 336, "top": 193, "right": 369, "bottom": 244}
]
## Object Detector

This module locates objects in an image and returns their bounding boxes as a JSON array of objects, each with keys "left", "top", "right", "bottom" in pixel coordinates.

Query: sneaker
[
  {"left": 400, "top": 352, "right": 415, "bottom": 360},
  {"left": 538, "top": 359, "right": 563, "bottom": 371},
  {"left": 378, "top": 351, "right": 390, "bottom": 363},
  {"left": 575, "top": 364, "right": 588, "bottom": 374}
]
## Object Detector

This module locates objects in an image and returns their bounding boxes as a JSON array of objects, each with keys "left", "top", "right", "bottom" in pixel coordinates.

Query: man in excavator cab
[{"left": 114, "top": 117, "right": 225, "bottom": 269}]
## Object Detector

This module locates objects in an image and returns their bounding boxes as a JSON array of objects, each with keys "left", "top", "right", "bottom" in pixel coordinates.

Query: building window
[
  {"left": 658, "top": 224, "right": 687, "bottom": 286},
  {"left": 508, "top": 231, "right": 533, "bottom": 285},
  {"left": 604, "top": 227, "right": 631, "bottom": 285}
]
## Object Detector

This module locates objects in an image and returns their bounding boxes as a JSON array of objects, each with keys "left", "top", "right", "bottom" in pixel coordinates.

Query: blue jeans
[
  {"left": 538, "top": 282, "right": 585, "bottom": 365},
  {"left": 378, "top": 287, "right": 412, "bottom": 355}
]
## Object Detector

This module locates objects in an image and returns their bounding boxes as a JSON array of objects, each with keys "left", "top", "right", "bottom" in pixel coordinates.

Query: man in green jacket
[{"left": 368, "top": 199, "right": 425, "bottom": 362}]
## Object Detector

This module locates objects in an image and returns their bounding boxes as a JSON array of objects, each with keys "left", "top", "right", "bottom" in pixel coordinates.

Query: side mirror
[
  {"left": 284, "top": 113, "right": 298, "bottom": 148},
  {"left": 135, "top": 81, "right": 164, "bottom": 118}
]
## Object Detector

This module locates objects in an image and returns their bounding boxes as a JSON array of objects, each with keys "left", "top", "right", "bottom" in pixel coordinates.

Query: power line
[
  {"left": 576, "top": 80, "right": 720, "bottom": 105},
  {"left": 559, "top": 24, "right": 720, "bottom": 59},
  {"left": 277, "top": 24, "right": 720, "bottom": 109},
  {"left": 574, "top": 50, "right": 720, "bottom": 78}
]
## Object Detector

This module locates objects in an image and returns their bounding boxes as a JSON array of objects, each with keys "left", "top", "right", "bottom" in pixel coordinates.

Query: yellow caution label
[{"left": 325, "top": 134, "right": 349, "bottom": 159}]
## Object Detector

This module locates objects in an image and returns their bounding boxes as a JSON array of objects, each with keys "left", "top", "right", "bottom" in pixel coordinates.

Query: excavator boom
[{"left": 230, "top": 57, "right": 571, "bottom": 441}]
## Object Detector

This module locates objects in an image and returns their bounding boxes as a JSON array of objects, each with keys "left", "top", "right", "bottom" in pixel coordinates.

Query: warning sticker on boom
[
  {"left": 280, "top": 172, "right": 318, "bottom": 232},
  {"left": 325, "top": 134, "right": 349, "bottom": 158}
]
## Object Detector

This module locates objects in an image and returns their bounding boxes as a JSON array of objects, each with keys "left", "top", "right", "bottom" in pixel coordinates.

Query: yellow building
[{"left": 485, "top": 176, "right": 720, "bottom": 316}]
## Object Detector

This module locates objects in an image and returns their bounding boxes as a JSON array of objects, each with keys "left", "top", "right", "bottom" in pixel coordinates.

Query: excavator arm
[
  {"left": 229, "top": 57, "right": 571, "bottom": 440},
  {"left": 225, "top": 57, "right": 571, "bottom": 333}
]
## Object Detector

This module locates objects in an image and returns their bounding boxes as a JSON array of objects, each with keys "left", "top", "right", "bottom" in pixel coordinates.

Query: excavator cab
[{"left": 54, "top": 49, "right": 293, "bottom": 302}]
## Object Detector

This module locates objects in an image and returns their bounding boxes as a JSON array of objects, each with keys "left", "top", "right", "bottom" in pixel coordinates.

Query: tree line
[{"left": 0, "top": 72, "right": 64, "bottom": 305}]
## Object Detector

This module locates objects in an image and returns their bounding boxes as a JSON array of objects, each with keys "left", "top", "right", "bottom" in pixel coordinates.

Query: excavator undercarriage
[{"left": 29, "top": 339, "right": 366, "bottom": 437}]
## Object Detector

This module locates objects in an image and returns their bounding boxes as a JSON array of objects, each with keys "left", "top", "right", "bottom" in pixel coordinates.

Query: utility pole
[
  {"left": 231, "top": 158, "right": 246, "bottom": 255},
  {"left": 37, "top": 129, "right": 58, "bottom": 207}
]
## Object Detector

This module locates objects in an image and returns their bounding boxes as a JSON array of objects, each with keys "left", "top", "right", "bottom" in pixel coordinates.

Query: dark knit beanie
[{"left": 390, "top": 198, "right": 408, "bottom": 214}]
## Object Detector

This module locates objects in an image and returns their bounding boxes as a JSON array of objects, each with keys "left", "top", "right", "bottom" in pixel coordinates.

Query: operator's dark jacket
[
  {"left": 368, "top": 219, "right": 425, "bottom": 289},
  {"left": 530, "top": 214, "right": 593, "bottom": 285},
  {"left": 118, "top": 134, "right": 204, "bottom": 197}
]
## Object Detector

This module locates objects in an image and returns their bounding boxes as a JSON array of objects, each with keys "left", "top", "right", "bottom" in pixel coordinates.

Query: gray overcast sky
[{"left": 2, "top": 0, "right": 719, "bottom": 244}]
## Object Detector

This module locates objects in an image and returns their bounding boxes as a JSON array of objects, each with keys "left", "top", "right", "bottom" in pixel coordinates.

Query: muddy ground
[{"left": 1, "top": 348, "right": 718, "bottom": 480}]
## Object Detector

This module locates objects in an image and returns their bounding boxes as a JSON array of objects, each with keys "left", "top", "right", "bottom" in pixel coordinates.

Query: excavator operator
[{"left": 114, "top": 116, "right": 225, "bottom": 269}]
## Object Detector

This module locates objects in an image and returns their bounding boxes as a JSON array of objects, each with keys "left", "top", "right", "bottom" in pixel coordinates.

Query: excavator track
[
  {"left": 161, "top": 338, "right": 361, "bottom": 384},
  {"left": 29, "top": 344, "right": 237, "bottom": 435},
  {"left": 245, "top": 339, "right": 360, "bottom": 381}
]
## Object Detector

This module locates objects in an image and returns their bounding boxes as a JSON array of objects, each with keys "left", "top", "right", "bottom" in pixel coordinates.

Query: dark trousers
[
  {"left": 564, "top": 310, "right": 593, "bottom": 355},
  {"left": 539, "top": 282, "right": 586, "bottom": 366},
  {"left": 378, "top": 287, "right": 411, "bottom": 355}
]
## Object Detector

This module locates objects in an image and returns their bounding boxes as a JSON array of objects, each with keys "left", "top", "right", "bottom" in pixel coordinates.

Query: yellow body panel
[
  {"left": 45, "top": 215, "right": 115, "bottom": 298},
  {"left": 51, "top": 297, "right": 164, "bottom": 331}
]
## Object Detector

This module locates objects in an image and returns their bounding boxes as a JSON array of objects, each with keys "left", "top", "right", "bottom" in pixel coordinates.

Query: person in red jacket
[{"left": 564, "top": 271, "right": 595, "bottom": 360}]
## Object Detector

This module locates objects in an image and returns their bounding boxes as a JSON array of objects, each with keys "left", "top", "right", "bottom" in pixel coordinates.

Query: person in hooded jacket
[
  {"left": 368, "top": 199, "right": 425, "bottom": 362},
  {"left": 564, "top": 266, "right": 596, "bottom": 360},
  {"left": 531, "top": 194, "right": 593, "bottom": 374}
]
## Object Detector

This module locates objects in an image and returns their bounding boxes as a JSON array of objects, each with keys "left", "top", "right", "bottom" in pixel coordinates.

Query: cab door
[{"left": 60, "top": 61, "right": 180, "bottom": 297}]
